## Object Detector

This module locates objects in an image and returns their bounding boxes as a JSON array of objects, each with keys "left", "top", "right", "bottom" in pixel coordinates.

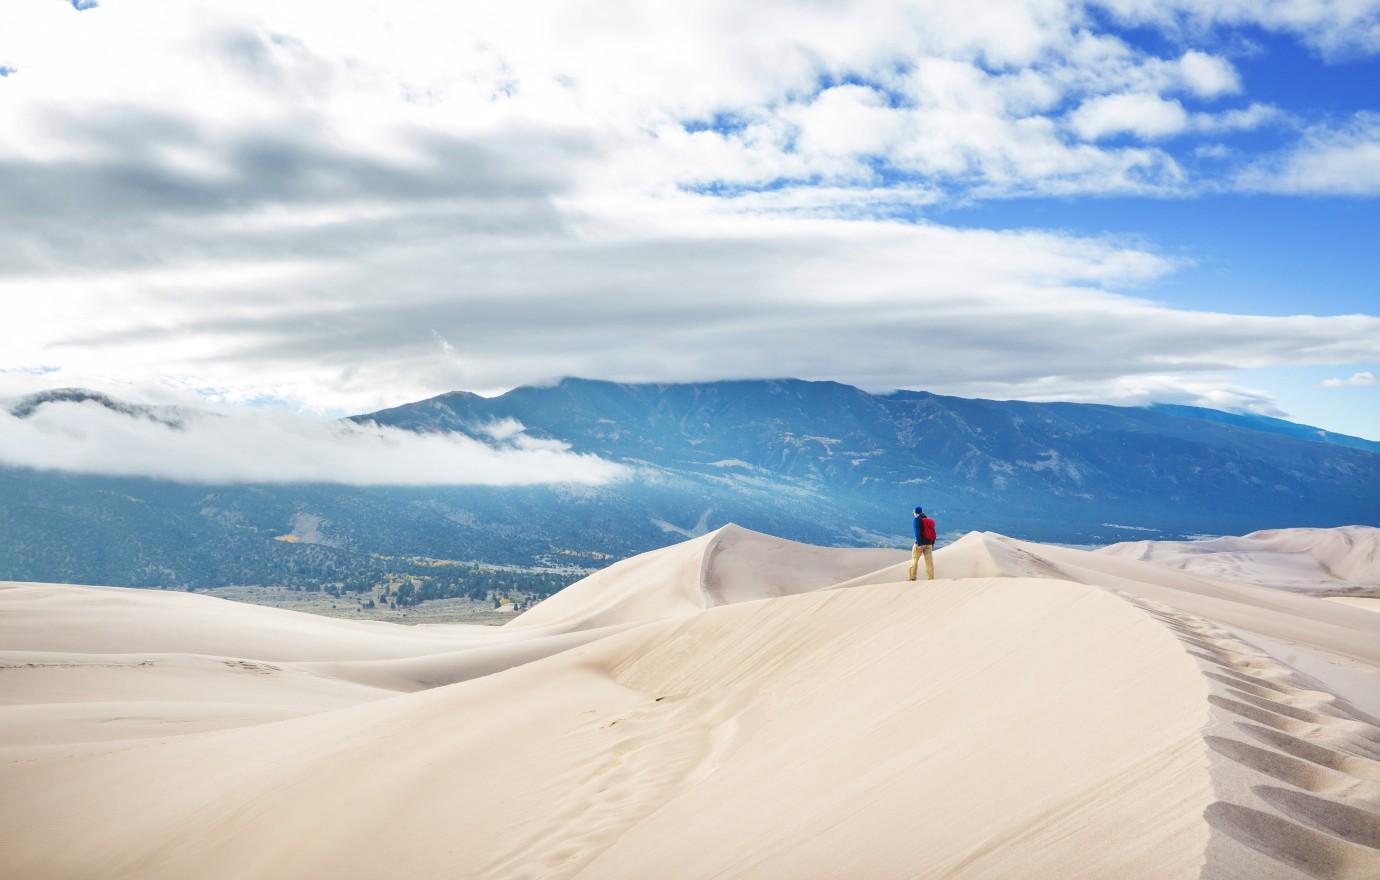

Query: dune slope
[
  {"left": 2, "top": 524, "right": 1378, "bottom": 879},
  {"left": 506, "top": 523, "right": 904, "bottom": 631},
  {"left": 2, "top": 577, "right": 1212, "bottom": 880}
]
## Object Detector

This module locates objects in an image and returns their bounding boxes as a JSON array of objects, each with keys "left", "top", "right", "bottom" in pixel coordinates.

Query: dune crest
[
  {"left": 2, "top": 526, "right": 1378, "bottom": 879},
  {"left": 506, "top": 523, "right": 904, "bottom": 631}
]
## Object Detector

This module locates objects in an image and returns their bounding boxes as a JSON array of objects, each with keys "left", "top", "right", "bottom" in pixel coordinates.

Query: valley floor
[
  {"left": 200, "top": 585, "right": 520, "bottom": 625},
  {"left": 1, "top": 526, "right": 1378, "bottom": 879}
]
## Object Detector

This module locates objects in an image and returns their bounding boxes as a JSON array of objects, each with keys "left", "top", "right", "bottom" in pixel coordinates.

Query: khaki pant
[{"left": 909, "top": 543, "right": 934, "bottom": 581}]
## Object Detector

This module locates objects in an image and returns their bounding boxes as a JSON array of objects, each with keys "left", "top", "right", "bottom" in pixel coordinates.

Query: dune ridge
[
  {"left": 505, "top": 523, "right": 905, "bottom": 631},
  {"left": 1123, "top": 595, "right": 1380, "bottom": 879},
  {"left": 2, "top": 525, "right": 1378, "bottom": 878}
]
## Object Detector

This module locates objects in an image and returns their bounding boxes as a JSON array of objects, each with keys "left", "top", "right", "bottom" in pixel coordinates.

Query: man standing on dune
[{"left": 910, "top": 506, "right": 937, "bottom": 581}]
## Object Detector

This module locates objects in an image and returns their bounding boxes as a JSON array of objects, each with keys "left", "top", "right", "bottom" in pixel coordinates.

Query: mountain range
[{"left": 3, "top": 378, "right": 1378, "bottom": 590}]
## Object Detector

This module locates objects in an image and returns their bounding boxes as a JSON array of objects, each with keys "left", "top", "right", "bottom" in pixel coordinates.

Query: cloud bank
[
  {"left": 0, "top": 0, "right": 1378, "bottom": 420},
  {"left": 0, "top": 399, "right": 626, "bottom": 485}
]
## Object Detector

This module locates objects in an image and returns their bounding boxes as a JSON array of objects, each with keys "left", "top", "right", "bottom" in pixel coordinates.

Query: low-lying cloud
[
  {"left": 0, "top": 399, "right": 627, "bottom": 486},
  {"left": 1320, "top": 371, "right": 1377, "bottom": 388}
]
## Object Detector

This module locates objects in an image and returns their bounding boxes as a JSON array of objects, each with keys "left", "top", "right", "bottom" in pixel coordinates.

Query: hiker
[{"left": 909, "top": 506, "right": 937, "bottom": 581}]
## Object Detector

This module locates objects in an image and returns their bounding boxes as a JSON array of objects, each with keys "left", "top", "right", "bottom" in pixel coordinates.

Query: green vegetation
[
  {"left": 200, "top": 585, "right": 523, "bottom": 625},
  {"left": 202, "top": 560, "right": 575, "bottom": 622},
  {"left": 290, "top": 562, "right": 572, "bottom": 605}
]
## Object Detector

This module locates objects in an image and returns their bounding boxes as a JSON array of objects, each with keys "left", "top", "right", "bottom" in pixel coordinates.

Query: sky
[{"left": 2, "top": 0, "right": 1379, "bottom": 445}]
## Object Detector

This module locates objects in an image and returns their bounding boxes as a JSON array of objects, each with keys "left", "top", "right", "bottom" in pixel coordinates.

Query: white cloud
[
  {"left": 1237, "top": 112, "right": 1380, "bottom": 194},
  {"left": 0, "top": 1, "right": 1332, "bottom": 207},
  {"left": 477, "top": 417, "right": 526, "bottom": 441},
  {"left": 0, "top": 0, "right": 1376, "bottom": 420},
  {"left": 5, "top": 210, "right": 1376, "bottom": 418},
  {"left": 1096, "top": 0, "right": 1380, "bottom": 57},
  {"left": 786, "top": 85, "right": 906, "bottom": 159},
  {"left": 927, "top": 372, "right": 1290, "bottom": 417},
  {"left": 0, "top": 400, "right": 626, "bottom": 485},
  {"left": 1177, "top": 50, "right": 1240, "bottom": 97},
  {"left": 1193, "top": 102, "right": 1284, "bottom": 133},
  {"left": 1320, "top": 371, "right": 1377, "bottom": 388},
  {"left": 1070, "top": 93, "right": 1190, "bottom": 140},
  {"left": 1064, "top": 85, "right": 1281, "bottom": 146},
  {"left": 1195, "top": 143, "right": 1233, "bottom": 159}
]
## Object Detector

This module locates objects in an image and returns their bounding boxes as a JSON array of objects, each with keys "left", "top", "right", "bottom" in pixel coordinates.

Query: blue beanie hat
[{"left": 914, "top": 506, "right": 924, "bottom": 515}]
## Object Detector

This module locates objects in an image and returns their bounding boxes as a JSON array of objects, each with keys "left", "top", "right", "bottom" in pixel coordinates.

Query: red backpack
[{"left": 921, "top": 516, "right": 937, "bottom": 542}]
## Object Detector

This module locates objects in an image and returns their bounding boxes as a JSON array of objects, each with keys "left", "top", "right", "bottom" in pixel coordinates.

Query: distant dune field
[
  {"left": 1100, "top": 526, "right": 1380, "bottom": 596},
  {"left": 2, "top": 526, "right": 1378, "bottom": 879}
]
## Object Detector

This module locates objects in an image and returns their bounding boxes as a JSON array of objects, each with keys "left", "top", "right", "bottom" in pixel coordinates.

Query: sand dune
[
  {"left": 2, "top": 525, "right": 1378, "bottom": 879},
  {"left": 507, "top": 523, "right": 904, "bottom": 631},
  {"left": 0, "top": 650, "right": 391, "bottom": 745},
  {"left": 0, "top": 580, "right": 503, "bottom": 659},
  {"left": 1327, "top": 597, "right": 1380, "bottom": 615},
  {"left": 1099, "top": 526, "right": 1380, "bottom": 595}
]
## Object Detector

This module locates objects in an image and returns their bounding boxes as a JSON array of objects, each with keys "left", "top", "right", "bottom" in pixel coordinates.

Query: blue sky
[
  {"left": 939, "top": 194, "right": 1380, "bottom": 316},
  {"left": 1, "top": 1, "right": 1378, "bottom": 438},
  {"left": 939, "top": 189, "right": 1380, "bottom": 438},
  {"left": 926, "top": 25, "right": 1380, "bottom": 436},
  {"left": 930, "top": 24, "right": 1380, "bottom": 313}
]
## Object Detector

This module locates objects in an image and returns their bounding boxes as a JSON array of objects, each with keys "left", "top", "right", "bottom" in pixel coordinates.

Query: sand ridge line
[
  {"left": 0, "top": 659, "right": 158, "bottom": 671},
  {"left": 1118, "top": 593, "right": 1380, "bottom": 880}
]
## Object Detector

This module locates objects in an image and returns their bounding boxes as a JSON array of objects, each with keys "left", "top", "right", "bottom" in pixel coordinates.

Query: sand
[
  {"left": 1099, "top": 526, "right": 1380, "bottom": 596},
  {"left": 2, "top": 524, "right": 1378, "bottom": 879},
  {"left": 1326, "top": 597, "right": 1380, "bottom": 614}
]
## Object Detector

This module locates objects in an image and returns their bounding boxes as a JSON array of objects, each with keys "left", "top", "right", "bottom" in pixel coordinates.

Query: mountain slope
[
  {"left": 1150, "top": 403, "right": 1380, "bottom": 454},
  {"left": 365, "top": 377, "right": 1380, "bottom": 539},
  {"left": 2, "top": 378, "right": 1378, "bottom": 589}
]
